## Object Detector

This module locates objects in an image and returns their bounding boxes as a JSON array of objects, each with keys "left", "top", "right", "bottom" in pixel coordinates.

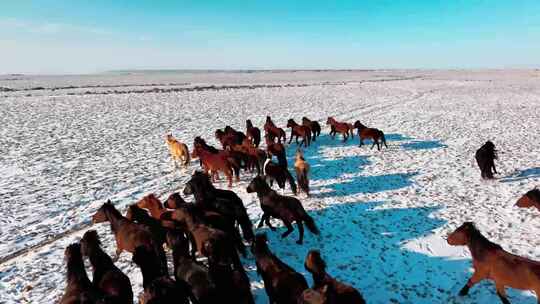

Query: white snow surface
[{"left": 1, "top": 70, "right": 540, "bottom": 303}]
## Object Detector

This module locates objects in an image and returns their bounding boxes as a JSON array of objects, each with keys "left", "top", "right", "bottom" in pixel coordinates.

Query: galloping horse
[
  {"left": 264, "top": 116, "right": 287, "bottom": 143},
  {"left": 353, "top": 121, "right": 387, "bottom": 151},
  {"left": 287, "top": 119, "right": 312, "bottom": 147},
  {"left": 326, "top": 117, "right": 353, "bottom": 142},
  {"left": 302, "top": 117, "right": 321, "bottom": 141},
  {"left": 166, "top": 134, "right": 190, "bottom": 169},
  {"left": 447, "top": 222, "right": 540, "bottom": 304}
]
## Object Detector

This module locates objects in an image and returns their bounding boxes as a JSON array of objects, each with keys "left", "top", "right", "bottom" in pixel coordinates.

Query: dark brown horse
[
  {"left": 246, "top": 119, "right": 261, "bottom": 147},
  {"left": 132, "top": 245, "right": 189, "bottom": 304},
  {"left": 264, "top": 158, "right": 298, "bottom": 195},
  {"left": 516, "top": 188, "right": 540, "bottom": 211},
  {"left": 80, "top": 230, "right": 133, "bottom": 304},
  {"left": 447, "top": 222, "right": 540, "bottom": 304},
  {"left": 287, "top": 119, "right": 312, "bottom": 147},
  {"left": 247, "top": 176, "right": 318, "bottom": 244},
  {"left": 265, "top": 134, "right": 288, "bottom": 168},
  {"left": 353, "top": 121, "right": 387, "bottom": 151},
  {"left": 183, "top": 170, "right": 254, "bottom": 242},
  {"left": 60, "top": 243, "right": 106, "bottom": 304},
  {"left": 475, "top": 141, "right": 498, "bottom": 179},
  {"left": 166, "top": 231, "right": 219, "bottom": 304},
  {"left": 252, "top": 233, "right": 308, "bottom": 303},
  {"left": 91, "top": 200, "right": 167, "bottom": 275},
  {"left": 264, "top": 116, "right": 287, "bottom": 143},
  {"left": 304, "top": 250, "right": 365, "bottom": 304},
  {"left": 302, "top": 117, "right": 321, "bottom": 142},
  {"left": 326, "top": 117, "right": 353, "bottom": 142},
  {"left": 125, "top": 204, "right": 169, "bottom": 248}
]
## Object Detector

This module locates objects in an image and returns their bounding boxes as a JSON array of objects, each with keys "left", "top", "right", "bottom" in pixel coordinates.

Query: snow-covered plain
[{"left": 1, "top": 70, "right": 540, "bottom": 303}]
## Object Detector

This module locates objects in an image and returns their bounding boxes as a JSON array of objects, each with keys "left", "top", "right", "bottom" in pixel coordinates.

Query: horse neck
[
  {"left": 87, "top": 244, "right": 114, "bottom": 273},
  {"left": 105, "top": 206, "right": 125, "bottom": 233},
  {"left": 311, "top": 272, "right": 330, "bottom": 289},
  {"left": 467, "top": 229, "right": 501, "bottom": 261},
  {"left": 255, "top": 182, "right": 273, "bottom": 198}
]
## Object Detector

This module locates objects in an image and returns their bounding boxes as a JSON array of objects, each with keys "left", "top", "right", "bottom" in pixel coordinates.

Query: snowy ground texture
[{"left": 1, "top": 69, "right": 540, "bottom": 303}]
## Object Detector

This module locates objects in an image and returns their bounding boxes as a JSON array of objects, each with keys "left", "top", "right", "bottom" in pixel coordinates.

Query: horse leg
[
  {"left": 495, "top": 283, "right": 511, "bottom": 304},
  {"left": 371, "top": 140, "right": 376, "bottom": 149},
  {"left": 226, "top": 170, "right": 233, "bottom": 188},
  {"left": 114, "top": 247, "right": 122, "bottom": 261},
  {"left": 257, "top": 213, "right": 269, "bottom": 228},
  {"left": 343, "top": 132, "right": 348, "bottom": 142},
  {"left": 265, "top": 216, "right": 276, "bottom": 231},
  {"left": 281, "top": 220, "right": 294, "bottom": 239},
  {"left": 296, "top": 221, "right": 305, "bottom": 244},
  {"left": 459, "top": 271, "right": 485, "bottom": 296},
  {"left": 289, "top": 131, "right": 294, "bottom": 144},
  {"left": 359, "top": 138, "right": 363, "bottom": 147}
]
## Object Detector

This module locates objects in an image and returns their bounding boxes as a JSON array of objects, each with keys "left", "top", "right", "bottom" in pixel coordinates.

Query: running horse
[
  {"left": 353, "top": 121, "right": 387, "bottom": 151},
  {"left": 326, "top": 117, "right": 353, "bottom": 142},
  {"left": 264, "top": 116, "right": 287, "bottom": 143},
  {"left": 286, "top": 119, "right": 311, "bottom": 147},
  {"left": 447, "top": 222, "right": 540, "bottom": 304}
]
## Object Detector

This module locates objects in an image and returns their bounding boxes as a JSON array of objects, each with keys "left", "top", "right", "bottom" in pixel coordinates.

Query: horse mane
[
  {"left": 65, "top": 243, "right": 90, "bottom": 284},
  {"left": 82, "top": 230, "right": 101, "bottom": 247},
  {"left": 526, "top": 188, "right": 540, "bottom": 203},
  {"left": 103, "top": 201, "right": 122, "bottom": 219},
  {"left": 467, "top": 223, "right": 502, "bottom": 261}
]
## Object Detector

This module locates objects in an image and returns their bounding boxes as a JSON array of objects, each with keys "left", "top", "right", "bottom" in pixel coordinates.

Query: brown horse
[
  {"left": 165, "top": 133, "right": 190, "bottom": 169},
  {"left": 447, "top": 222, "right": 540, "bottom": 304},
  {"left": 265, "top": 134, "right": 288, "bottom": 168},
  {"left": 326, "top": 117, "right": 353, "bottom": 142},
  {"left": 192, "top": 145, "right": 236, "bottom": 187},
  {"left": 160, "top": 206, "right": 243, "bottom": 270},
  {"left": 133, "top": 245, "right": 189, "bottom": 304},
  {"left": 252, "top": 233, "right": 309, "bottom": 303},
  {"left": 91, "top": 200, "right": 168, "bottom": 275},
  {"left": 287, "top": 119, "right": 312, "bottom": 147},
  {"left": 304, "top": 250, "right": 365, "bottom": 304},
  {"left": 136, "top": 193, "right": 167, "bottom": 220},
  {"left": 264, "top": 158, "right": 298, "bottom": 195},
  {"left": 295, "top": 149, "right": 310, "bottom": 197},
  {"left": 247, "top": 176, "right": 318, "bottom": 244},
  {"left": 193, "top": 137, "right": 243, "bottom": 181},
  {"left": 353, "top": 121, "right": 387, "bottom": 151},
  {"left": 264, "top": 116, "right": 287, "bottom": 143},
  {"left": 246, "top": 119, "right": 261, "bottom": 147},
  {"left": 60, "top": 243, "right": 106, "bottom": 304},
  {"left": 516, "top": 188, "right": 540, "bottom": 211},
  {"left": 302, "top": 117, "right": 321, "bottom": 142},
  {"left": 80, "top": 230, "right": 133, "bottom": 304}
]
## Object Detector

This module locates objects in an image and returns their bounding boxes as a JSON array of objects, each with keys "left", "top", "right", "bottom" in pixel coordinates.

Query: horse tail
[
  {"left": 183, "top": 147, "right": 191, "bottom": 166},
  {"left": 307, "top": 130, "right": 312, "bottom": 146},
  {"left": 285, "top": 169, "right": 297, "bottom": 195},
  {"left": 381, "top": 131, "right": 388, "bottom": 148},
  {"left": 302, "top": 211, "right": 319, "bottom": 235}
]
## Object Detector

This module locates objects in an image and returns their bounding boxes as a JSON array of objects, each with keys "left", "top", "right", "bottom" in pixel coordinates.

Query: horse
[
  {"left": 125, "top": 204, "right": 170, "bottom": 248},
  {"left": 265, "top": 134, "right": 288, "bottom": 168},
  {"left": 192, "top": 145, "right": 237, "bottom": 187},
  {"left": 264, "top": 158, "right": 298, "bottom": 195},
  {"left": 136, "top": 193, "right": 168, "bottom": 220},
  {"left": 246, "top": 119, "right": 262, "bottom": 147},
  {"left": 353, "top": 121, "right": 387, "bottom": 151},
  {"left": 160, "top": 206, "right": 243, "bottom": 270},
  {"left": 215, "top": 129, "right": 238, "bottom": 149},
  {"left": 193, "top": 137, "right": 243, "bottom": 181},
  {"left": 132, "top": 245, "right": 189, "bottom": 304},
  {"left": 295, "top": 149, "right": 310, "bottom": 197},
  {"left": 252, "top": 233, "right": 309, "bottom": 303},
  {"left": 515, "top": 188, "right": 540, "bottom": 211},
  {"left": 166, "top": 230, "right": 219, "bottom": 304},
  {"left": 247, "top": 176, "right": 318, "bottom": 244},
  {"left": 287, "top": 119, "right": 312, "bottom": 147},
  {"left": 163, "top": 199, "right": 247, "bottom": 257},
  {"left": 302, "top": 117, "right": 321, "bottom": 142},
  {"left": 183, "top": 170, "right": 254, "bottom": 242},
  {"left": 60, "top": 243, "right": 107, "bottom": 304},
  {"left": 326, "top": 117, "right": 353, "bottom": 142},
  {"left": 447, "top": 222, "right": 540, "bottom": 304},
  {"left": 80, "top": 230, "right": 133, "bottom": 304},
  {"left": 91, "top": 200, "right": 168, "bottom": 275},
  {"left": 224, "top": 125, "right": 247, "bottom": 143},
  {"left": 475, "top": 141, "right": 498, "bottom": 179},
  {"left": 304, "top": 250, "right": 365, "bottom": 304},
  {"left": 165, "top": 134, "right": 190, "bottom": 169},
  {"left": 209, "top": 261, "right": 255, "bottom": 304},
  {"left": 234, "top": 138, "right": 266, "bottom": 174},
  {"left": 264, "top": 116, "right": 287, "bottom": 143}
]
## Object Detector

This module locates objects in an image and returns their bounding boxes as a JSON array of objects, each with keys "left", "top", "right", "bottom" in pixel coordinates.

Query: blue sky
[{"left": 1, "top": 0, "right": 539, "bottom": 74}]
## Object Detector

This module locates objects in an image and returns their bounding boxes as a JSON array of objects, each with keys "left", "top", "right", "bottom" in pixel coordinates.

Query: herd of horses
[{"left": 58, "top": 115, "right": 540, "bottom": 304}]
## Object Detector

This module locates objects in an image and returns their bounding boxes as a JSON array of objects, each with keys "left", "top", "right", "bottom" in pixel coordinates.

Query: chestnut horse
[
  {"left": 165, "top": 134, "right": 190, "bottom": 169},
  {"left": 304, "top": 250, "right": 365, "bottom": 304},
  {"left": 247, "top": 176, "right": 318, "bottom": 244},
  {"left": 252, "top": 233, "right": 309, "bottom": 303},
  {"left": 302, "top": 117, "right": 321, "bottom": 142},
  {"left": 264, "top": 116, "right": 287, "bottom": 143},
  {"left": 447, "top": 222, "right": 540, "bottom": 304},
  {"left": 60, "top": 243, "right": 106, "bottom": 304},
  {"left": 353, "top": 121, "right": 387, "bottom": 151},
  {"left": 193, "top": 136, "right": 242, "bottom": 180},
  {"left": 246, "top": 119, "right": 261, "bottom": 147},
  {"left": 326, "top": 117, "right": 353, "bottom": 142},
  {"left": 192, "top": 145, "right": 237, "bottom": 187},
  {"left": 287, "top": 119, "right": 312, "bottom": 147},
  {"left": 515, "top": 188, "right": 540, "bottom": 211},
  {"left": 92, "top": 200, "right": 168, "bottom": 275}
]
